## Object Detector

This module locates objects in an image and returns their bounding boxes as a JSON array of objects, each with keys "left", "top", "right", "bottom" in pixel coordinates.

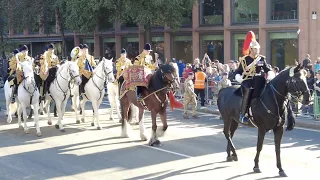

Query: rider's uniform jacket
[
  {"left": 134, "top": 52, "right": 156, "bottom": 70},
  {"left": 9, "top": 54, "right": 18, "bottom": 76},
  {"left": 15, "top": 52, "right": 33, "bottom": 84},
  {"left": 77, "top": 53, "right": 96, "bottom": 79},
  {"left": 40, "top": 51, "right": 59, "bottom": 81},
  {"left": 235, "top": 55, "right": 272, "bottom": 80},
  {"left": 115, "top": 57, "right": 132, "bottom": 82}
]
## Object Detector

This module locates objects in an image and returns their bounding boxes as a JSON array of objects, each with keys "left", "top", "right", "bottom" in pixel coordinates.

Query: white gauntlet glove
[{"left": 235, "top": 74, "right": 243, "bottom": 83}]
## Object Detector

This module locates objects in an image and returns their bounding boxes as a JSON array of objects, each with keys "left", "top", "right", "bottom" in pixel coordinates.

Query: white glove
[
  {"left": 267, "top": 71, "right": 276, "bottom": 81},
  {"left": 235, "top": 74, "right": 243, "bottom": 83}
]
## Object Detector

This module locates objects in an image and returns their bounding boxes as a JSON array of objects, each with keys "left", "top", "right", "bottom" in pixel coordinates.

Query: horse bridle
[
  {"left": 55, "top": 64, "right": 80, "bottom": 101},
  {"left": 160, "top": 69, "right": 176, "bottom": 89},
  {"left": 22, "top": 74, "right": 37, "bottom": 105},
  {"left": 92, "top": 61, "right": 113, "bottom": 100}
]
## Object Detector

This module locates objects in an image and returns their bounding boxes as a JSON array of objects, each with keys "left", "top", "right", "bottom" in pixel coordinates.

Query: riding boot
[
  {"left": 136, "top": 86, "right": 142, "bottom": 99},
  {"left": 42, "top": 81, "right": 47, "bottom": 100},
  {"left": 239, "top": 86, "right": 253, "bottom": 124},
  {"left": 79, "top": 84, "right": 84, "bottom": 101},
  {"left": 10, "top": 84, "right": 17, "bottom": 103}
]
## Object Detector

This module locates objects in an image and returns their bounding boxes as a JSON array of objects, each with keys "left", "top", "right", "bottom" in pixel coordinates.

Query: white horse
[
  {"left": 107, "top": 82, "right": 139, "bottom": 123},
  {"left": 44, "top": 61, "right": 81, "bottom": 132},
  {"left": 4, "top": 61, "right": 42, "bottom": 136},
  {"left": 79, "top": 57, "right": 115, "bottom": 130}
]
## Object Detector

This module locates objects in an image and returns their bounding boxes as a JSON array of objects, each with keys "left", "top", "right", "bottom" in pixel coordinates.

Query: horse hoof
[
  {"left": 121, "top": 132, "right": 129, "bottom": 138},
  {"left": 81, "top": 118, "right": 85, "bottom": 123},
  {"left": 60, "top": 129, "right": 66, "bottom": 133},
  {"left": 76, "top": 120, "right": 80, "bottom": 124},
  {"left": 55, "top": 124, "right": 59, "bottom": 129},
  {"left": 91, "top": 122, "right": 94, "bottom": 126},
  {"left": 149, "top": 139, "right": 161, "bottom": 146},
  {"left": 36, "top": 132, "right": 42, "bottom": 137},
  {"left": 119, "top": 119, "right": 123, "bottom": 123},
  {"left": 28, "top": 116, "right": 32, "bottom": 120},
  {"left": 232, "top": 155, "right": 238, "bottom": 161},
  {"left": 109, "top": 117, "right": 113, "bottom": 120},
  {"left": 253, "top": 168, "right": 261, "bottom": 173},
  {"left": 19, "top": 125, "right": 23, "bottom": 129},
  {"left": 279, "top": 171, "right": 287, "bottom": 177},
  {"left": 226, "top": 156, "right": 233, "bottom": 162},
  {"left": 34, "top": 124, "right": 36, "bottom": 127},
  {"left": 24, "top": 129, "right": 30, "bottom": 134},
  {"left": 48, "top": 121, "right": 52, "bottom": 125},
  {"left": 54, "top": 114, "right": 58, "bottom": 117},
  {"left": 140, "top": 134, "right": 148, "bottom": 141},
  {"left": 40, "top": 112, "right": 44, "bottom": 115},
  {"left": 97, "top": 127, "right": 102, "bottom": 130}
]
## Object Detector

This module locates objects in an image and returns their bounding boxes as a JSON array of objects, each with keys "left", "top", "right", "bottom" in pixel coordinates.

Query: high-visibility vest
[{"left": 194, "top": 71, "right": 206, "bottom": 89}]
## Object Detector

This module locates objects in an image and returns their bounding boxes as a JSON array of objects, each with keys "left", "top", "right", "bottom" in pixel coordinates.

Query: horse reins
[
  {"left": 22, "top": 75, "right": 37, "bottom": 105},
  {"left": 91, "top": 61, "right": 113, "bottom": 100},
  {"left": 54, "top": 65, "right": 79, "bottom": 101}
]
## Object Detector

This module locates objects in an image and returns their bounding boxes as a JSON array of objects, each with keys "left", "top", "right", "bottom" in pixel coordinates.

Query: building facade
[{"left": 6, "top": 0, "right": 320, "bottom": 70}]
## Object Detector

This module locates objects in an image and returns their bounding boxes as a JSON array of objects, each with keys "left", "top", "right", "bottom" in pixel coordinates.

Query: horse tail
[
  {"left": 286, "top": 103, "right": 295, "bottom": 131},
  {"left": 128, "top": 106, "right": 132, "bottom": 122}
]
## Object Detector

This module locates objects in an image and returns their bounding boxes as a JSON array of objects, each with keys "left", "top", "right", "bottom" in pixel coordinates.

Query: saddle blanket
[{"left": 120, "top": 65, "right": 152, "bottom": 98}]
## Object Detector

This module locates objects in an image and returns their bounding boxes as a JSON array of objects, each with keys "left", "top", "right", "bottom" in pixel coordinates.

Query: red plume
[
  {"left": 242, "top": 31, "right": 256, "bottom": 56},
  {"left": 168, "top": 91, "right": 184, "bottom": 111}
]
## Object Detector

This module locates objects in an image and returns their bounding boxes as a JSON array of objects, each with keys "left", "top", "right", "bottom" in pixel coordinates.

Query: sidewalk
[{"left": 179, "top": 99, "right": 320, "bottom": 131}]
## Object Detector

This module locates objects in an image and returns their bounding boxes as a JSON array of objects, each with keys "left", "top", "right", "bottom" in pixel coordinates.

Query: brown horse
[{"left": 119, "top": 63, "right": 180, "bottom": 146}]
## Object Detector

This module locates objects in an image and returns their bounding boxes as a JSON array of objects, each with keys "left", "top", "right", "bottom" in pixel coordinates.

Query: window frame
[
  {"left": 266, "top": 30, "right": 299, "bottom": 67},
  {"left": 199, "top": 33, "right": 225, "bottom": 62},
  {"left": 231, "top": 31, "right": 259, "bottom": 60},
  {"left": 170, "top": 34, "right": 193, "bottom": 62},
  {"left": 199, "top": 0, "right": 224, "bottom": 26},
  {"left": 266, "top": 0, "right": 299, "bottom": 23},
  {"left": 230, "top": 0, "right": 259, "bottom": 25}
]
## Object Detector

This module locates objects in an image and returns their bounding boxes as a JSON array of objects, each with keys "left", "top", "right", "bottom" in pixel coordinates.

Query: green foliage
[{"left": 122, "top": 0, "right": 196, "bottom": 29}]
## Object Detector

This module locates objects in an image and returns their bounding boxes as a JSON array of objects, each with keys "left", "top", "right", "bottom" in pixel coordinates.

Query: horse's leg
[
  {"left": 148, "top": 111, "right": 160, "bottom": 146},
  {"left": 108, "top": 94, "right": 115, "bottom": 121},
  {"left": 157, "top": 109, "right": 168, "bottom": 138},
  {"left": 33, "top": 103, "right": 42, "bottom": 137},
  {"left": 21, "top": 104, "right": 29, "bottom": 134},
  {"left": 229, "top": 120, "right": 239, "bottom": 161},
  {"left": 74, "top": 95, "right": 80, "bottom": 124},
  {"left": 55, "top": 101, "right": 65, "bottom": 132},
  {"left": 253, "top": 128, "right": 267, "bottom": 173},
  {"left": 28, "top": 105, "right": 33, "bottom": 119},
  {"left": 115, "top": 96, "right": 122, "bottom": 120},
  {"left": 39, "top": 98, "right": 44, "bottom": 115},
  {"left": 6, "top": 97, "right": 12, "bottom": 123},
  {"left": 92, "top": 101, "right": 101, "bottom": 130},
  {"left": 80, "top": 99, "right": 87, "bottom": 123},
  {"left": 223, "top": 117, "right": 237, "bottom": 162},
  {"left": 121, "top": 98, "right": 131, "bottom": 138},
  {"left": 274, "top": 126, "right": 287, "bottom": 177},
  {"left": 17, "top": 104, "right": 23, "bottom": 128},
  {"left": 138, "top": 108, "right": 147, "bottom": 141},
  {"left": 46, "top": 99, "right": 52, "bottom": 125}
]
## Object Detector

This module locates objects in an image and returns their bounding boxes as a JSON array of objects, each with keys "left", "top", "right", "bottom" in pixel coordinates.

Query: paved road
[{"left": 0, "top": 100, "right": 319, "bottom": 180}]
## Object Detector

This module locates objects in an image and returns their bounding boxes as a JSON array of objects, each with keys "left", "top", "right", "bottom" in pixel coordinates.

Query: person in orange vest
[{"left": 194, "top": 65, "right": 207, "bottom": 106}]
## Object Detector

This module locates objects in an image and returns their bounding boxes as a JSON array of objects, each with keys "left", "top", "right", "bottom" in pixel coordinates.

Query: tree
[{"left": 122, "top": 0, "right": 196, "bottom": 43}]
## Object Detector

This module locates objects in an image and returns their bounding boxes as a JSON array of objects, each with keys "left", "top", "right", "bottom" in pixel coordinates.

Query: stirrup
[{"left": 239, "top": 114, "right": 248, "bottom": 124}]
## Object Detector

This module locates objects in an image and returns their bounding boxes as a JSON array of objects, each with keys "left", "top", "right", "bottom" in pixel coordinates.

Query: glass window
[
  {"left": 81, "top": 38, "right": 94, "bottom": 55},
  {"left": 172, "top": 36, "right": 193, "bottom": 63},
  {"left": 200, "top": 34, "right": 224, "bottom": 63},
  {"left": 232, "top": 0, "right": 259, "bottom": 23},
  {"left": 233, "top": 33, "right": 259, "bottom": 60},
  {"left": 181, "top": 12, "right": 192, "bottom": 27},
  {"left": 152, "top": 37, "right": 164, "bottom": 63},
  {"left": 269, "top": 32, "right": 298, "bottom": 70},
  {"left": 200, "top": 0, "right": 224, "bottom": 25},
  {"left": 121, "top": 37, "right": 139, "bottom": 60},
  {"left": 121, "top": 17, "right": 138, "bottom": 29},
  {"left": 102, "top": 38, "right": 116, "bottom": 59},
  {"left": 269, "top": 0, "right": 298, "bottom": 21}
]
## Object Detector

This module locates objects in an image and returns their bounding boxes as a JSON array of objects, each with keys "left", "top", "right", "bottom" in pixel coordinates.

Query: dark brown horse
[
  {"left": 217, "top": 64, "right": 310, "bottom": 177},
  {"left": 119, "top": 63, "right": 181, "bottom": 146}
]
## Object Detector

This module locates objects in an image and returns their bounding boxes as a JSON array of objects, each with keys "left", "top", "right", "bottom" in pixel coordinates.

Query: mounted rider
[
  {"left": 234, "top": 31, "right": 275, "bottom": 124},
  {"left": 115, "top": 48, "right": 132, "bottom": 83},
  {"left": 41, "top": 43, "right": 60, "bottom": 99},
  {"left": 9, "top": 45, "right": 33, "bottom": 103},
  {"left": 77, "top": 44, "right": 96, "bottom": 100}
]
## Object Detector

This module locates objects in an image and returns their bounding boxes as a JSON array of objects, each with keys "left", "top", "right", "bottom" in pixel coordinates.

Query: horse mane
[
  {"left": 148, "top": 68, "right": 165, "bottom": 91},
  {"left": 93, "top": 59, "right": 104, "bottom": 74},
  {"left": 57, "top": 61, "right": 68, "bottom": 74}
]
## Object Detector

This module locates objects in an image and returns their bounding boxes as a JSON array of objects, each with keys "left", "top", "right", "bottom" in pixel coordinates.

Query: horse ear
[{"left": 109, "top": 57, "right": 113, "bottom": 61}]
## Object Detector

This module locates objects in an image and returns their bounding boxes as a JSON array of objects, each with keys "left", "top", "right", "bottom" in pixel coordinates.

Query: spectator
[
  {"left": 314, "top": 72, "right": 320, "bottom": 97},
  {"left": 194, "top": 65, "right": 206, "bottom": 107},
  {"left": 218, "top": 72, "right": 232, "bottom": 92},
  {"left": 183, "top": 63, "right": 192, "bottom": 80},
  {"left": 192, "top": 58, "right": 201, "bottom": 73},
  {"left": 202, "top": 53, "right": 211, "bottom": 68},
  {"left": 303, "top": 54, "right": 312, "bottom": 70},
  {"left": 314, "top": 57, "right": 320, "bottom": 72},
  {"left": 302, "top": 69, "right": 315, "bottom": 115},
  {"left": 177, "top": 59, "right": 185, "bottom": 77}
]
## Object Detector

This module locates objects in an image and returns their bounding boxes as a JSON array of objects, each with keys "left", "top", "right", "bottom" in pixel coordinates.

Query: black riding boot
[
  {"left": 79, "top": 76, "right": 89, "bottom": 100},
  {"left": 10, "top": 85, "right": 17, "bottom": 103},
  {"left": 239, "top": 86, "right": 253, "bottom": 124}
]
